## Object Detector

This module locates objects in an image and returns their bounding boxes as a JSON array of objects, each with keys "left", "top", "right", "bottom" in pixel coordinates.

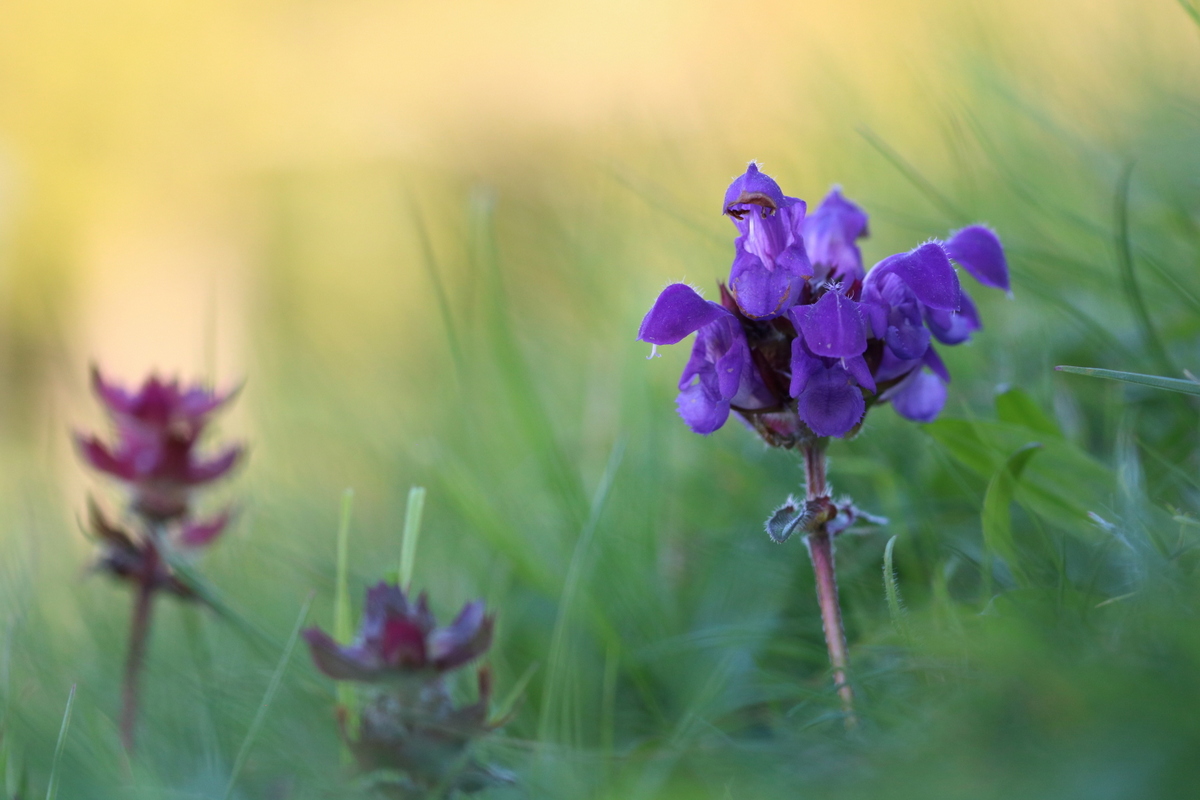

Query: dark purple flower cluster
[
  {"left": 304, "top": 582, "right": 512, "bottom": 797},
  {"left": 304, "top": 582, "right": 494, "bottom": 682},
  {"left": 76, "top": 368, "right": 243, "bottom": 593},
  {"left": 638, "top": 163, "right": 1009, "bottom": 444}
]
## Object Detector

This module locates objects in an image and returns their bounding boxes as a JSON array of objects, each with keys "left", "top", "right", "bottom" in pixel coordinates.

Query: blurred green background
[{"left": 2, "top": 0, "right": 1200, "bottom": 797}]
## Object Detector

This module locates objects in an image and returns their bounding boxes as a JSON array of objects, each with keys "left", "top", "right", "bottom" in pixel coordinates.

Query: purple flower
[
  {"left": 76, "top": 369, "right": 244, "bottom": 521},
  {"left": 639, "top": 284, "right": 775, "bottom": 436},
  {"left": 304, "top": 582, "right": 494, "bottom": 682},
  {"left": 723, "top": 163, "right": 812, "bottom": 319},
  {"left": 802, "top": 188, "right": 870, "bottom": 285},
  {"left": 639, "top": 164, "right": 1010, "bottom": 444}
]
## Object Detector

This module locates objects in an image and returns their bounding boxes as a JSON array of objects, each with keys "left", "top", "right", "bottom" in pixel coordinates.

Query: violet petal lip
[
  {"left": 946, "top": 224, "right": 1010, "bottom": 292},
  {"left": 637, "top": 283, "right": 728, "bottom": 345}
]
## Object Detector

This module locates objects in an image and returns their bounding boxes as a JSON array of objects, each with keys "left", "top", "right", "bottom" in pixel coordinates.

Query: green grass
[{"left": 3, "top": 8, "right": 1200, "bottom": 800}]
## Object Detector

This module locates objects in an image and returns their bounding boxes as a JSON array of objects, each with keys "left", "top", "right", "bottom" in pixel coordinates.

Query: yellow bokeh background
[{"left": 0, "top": 0, "right": 1192, "bottom": 386}]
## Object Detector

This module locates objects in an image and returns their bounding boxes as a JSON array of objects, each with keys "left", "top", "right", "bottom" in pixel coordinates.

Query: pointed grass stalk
[
  {"left": 800, "top": 443, "right": 856, "bottom": 727},
  {"left": 45, "top": 684, "right": 76, "bottom": 800},
  {"left": 399, "top": 486, "right": 427, "bottom": 590},
  {"left": 222, "top": 593, "right": 313, "bottom": 800},
  {"left": 333, "top": 490, "right": 359, "bottom": 754}
]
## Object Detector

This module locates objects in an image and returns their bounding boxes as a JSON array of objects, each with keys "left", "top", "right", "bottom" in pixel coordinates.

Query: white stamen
[{"left": 646, "top": 344, "right": 661, "bottom": 360}]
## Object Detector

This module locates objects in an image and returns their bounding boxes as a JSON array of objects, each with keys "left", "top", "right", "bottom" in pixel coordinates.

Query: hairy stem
[
  {"left": 121, "top": 551, "right": 159, "bottom": 754},
  {"left": 802, "top": 443, "right": 856, "bottom": 727}
]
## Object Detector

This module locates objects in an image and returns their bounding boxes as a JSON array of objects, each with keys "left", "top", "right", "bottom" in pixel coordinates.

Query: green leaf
[
  {"left": 764, "top": 497, "right": 806, "bottom": 544},
  {"left": 996, "top": 388, "right": 1061, "bottom": 439},
  {"left": 927, "top": 418, "right": 1108, "bottom": 532},
  {"left": 1056, "top": 365, "right": 1200, "bottom": 396},
  {"left": 982, "top": 443, "right": 1043, "bottom": 588}
]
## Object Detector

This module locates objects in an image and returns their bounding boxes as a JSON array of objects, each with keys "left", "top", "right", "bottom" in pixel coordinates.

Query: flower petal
[
  {"left": 797, "top": 366, "right": 866, "bottom": 437},
  {"left": 676, "top": 382, "right": 731, "bottom": 435},
  {"left": 303, "top": 629, "right": 381, "bottom": 682},
  {"left": 179, "top": 511, "right": 232, "bottom": 548},
  {"left": 187, "top": 446, "right": 243, "bottom": 484},
  {"left": 729, "top": 245, "right": 803, "bottom": 319},
  {"left": 895, "top": 242, "right": 960, "bottom": 311},
  {"left": 797, "top": 290, "right": 867, "bottom": 358},
  {"left": 802, "top": 187, "right": 869, "bottom": 282},
  {"left": 76, "top": 435, "right": 138, "bottom": 480},
  {"left": 885, "top": 316, "right": 930, "bottom": 361},
  {"left": 923, "top": 344, "right": 951, "bottom": 383},
  {"left": 789, "top": 340, "right": 823, "bottom": 397},
  {"left": 868, "top": 243, "right": 961, "bottom": 312},
  {"left": 842, "top": 354, "right": 876, "bottom": 394},
  {"left": 430, "top": 601, "right": 494, "bottom": 671},
  {"left": 946, "top": 225, "right": 1009, "bottom": 292},
  {"left": 637, "top": 284, "right": 727, "bottom": 345},
  {"left": 723, "top": 162, "right": 786, "bottom": 218},
  {"left": 890, "top": 370, "right": 947, "bottom": 423},
  {"left": 925, "top": 288, "right": 980, "bottom": 345}
]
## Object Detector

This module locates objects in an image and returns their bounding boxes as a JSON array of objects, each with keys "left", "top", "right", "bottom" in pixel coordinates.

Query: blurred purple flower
[
  {"left": 304, "top": 582, "right": 494, "bottom": 682},
  {"left": 76, "top": 368, "right": 243, "bottom": 521},
  {"left": 639, "top": 164, "right": 1010, "bottom": 443}
]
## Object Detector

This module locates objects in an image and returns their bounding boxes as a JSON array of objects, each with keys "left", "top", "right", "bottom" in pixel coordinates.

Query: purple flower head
[
  {"left": 304, "top": 582, "right": 494, "bottom": 683},
  {"left": 77, "top": 368, "right": 244, "bottom": 521},
  {"left": 639, "top": 167, "right": 1010, "bottom": 444},
  {"left": 802, "top": 188, "right": 870, "bottom": 285},
  {"left": 723, "top": 164, "right": 812, "bottom": 319}
]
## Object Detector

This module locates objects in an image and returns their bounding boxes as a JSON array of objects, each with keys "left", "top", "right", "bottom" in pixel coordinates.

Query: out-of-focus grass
[{"left": 2, "top": 1, "right": 1200, "bottom": 798}]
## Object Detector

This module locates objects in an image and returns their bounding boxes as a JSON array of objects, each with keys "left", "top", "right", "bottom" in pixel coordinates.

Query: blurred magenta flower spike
[
  {"left": 76, "top": 368, "right": 244, "bottom": 521},
  {"left": 638, "top": 163, "right": 1009, "bottom": 444},
  {"left": 304, "top": 581, "right": 512, "bottom": 796},
  {"left": 74, "top": 367, "right": 244, "bottom": 753}
]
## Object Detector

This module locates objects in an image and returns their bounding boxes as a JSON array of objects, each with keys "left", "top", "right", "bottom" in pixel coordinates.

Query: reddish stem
[
  {"left": 120, "top": 550, "right": 159, "bottom": 753},
  {"left": 802, "top": 443, "right": 856, "bottom": 727}
]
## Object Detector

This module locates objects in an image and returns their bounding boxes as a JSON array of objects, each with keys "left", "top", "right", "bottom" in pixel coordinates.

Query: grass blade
[
  {"left": 1114, "top": 163, "right": 1174, "bottom": 376},
  {"left": 333, "top": 489, "right": 358, "bottom": 751},
  {"left": 409, "top": 201, "right": 466, "bottom": 379},
  {"left": 982, "top": 443, "right": 1044, "bottom": 591},
  {"left": 537, "top": 437, "right": 626, "bottom": 746},
  {"left": 399, "top": 486, "right": 427, "bottom": 590},
  {"left": 1055, "top": 365, "right": 1200, "bottom": 396},
  {"left": 222, "top": 593, "right": 314, "bottom": 800},
  {"left": 857, "top": 127, "right": 968, "bottom": 224},
  {"left": 44, "top": 684, "right": 76, "bottom": 800}
]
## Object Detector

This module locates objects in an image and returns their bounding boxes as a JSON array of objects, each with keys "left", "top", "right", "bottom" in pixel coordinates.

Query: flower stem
[
  {"left": 802, "top": 442, "right": 856, "bottom": 728},
  {"left": 120, "top": 552, "right": 159, "bottom": 754}
]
